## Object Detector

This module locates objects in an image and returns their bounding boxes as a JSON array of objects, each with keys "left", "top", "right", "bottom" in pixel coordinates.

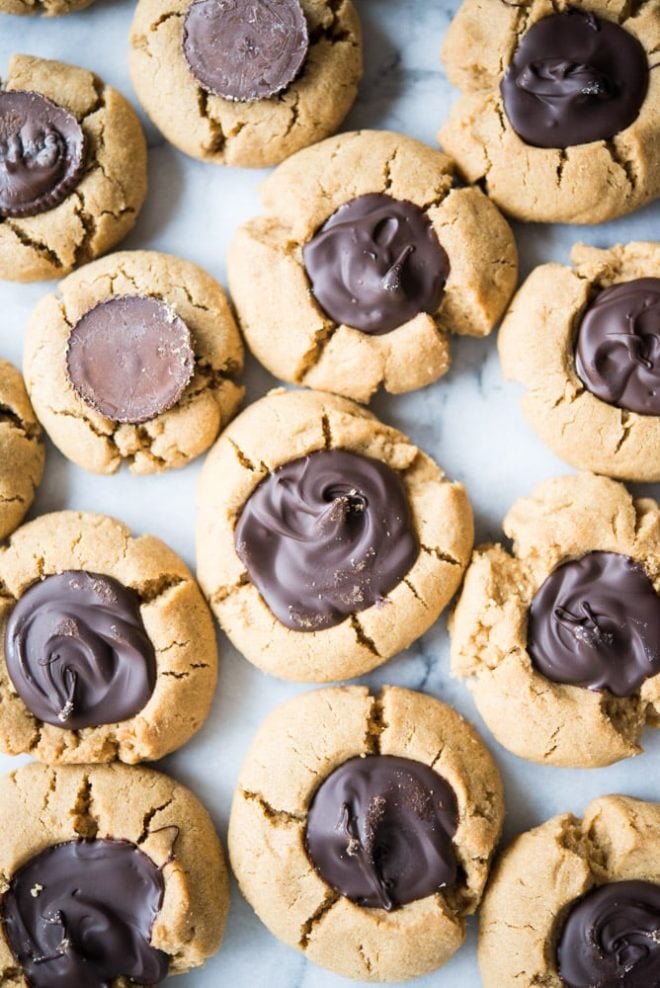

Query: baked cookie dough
[
  {"left": 0, "top": 761, "right": 229, "bottom": 984},
  {"left": 0, "top": 360, "right": 44, "bottom": 542},
  {"left": 0, "top": 0, "right": 93, "bottom": 14},
  {"left": 450, "top": 473, "right": 660, "bottom": 768},
  {"left": 229, "top": 685, "right": 504, "bottom": 983},
  {"left": 0, "top": 55, "right": 147, "bottom": 282},
  {"left": 0, "top": 510, "right": 218, "bottom": 764},
  {"left": 24, "top": 250, "right": 244, "bottom": 475},
  {"left": 197, "top": 388, "right": 474, "bottom": 682},
  {"left": 499, "top": 242, "right": 660, "bottom": 482},
  {"left": 228, "top": 130, "right": 518, "bottom": 403},
  {"left": 439, "top": 0, "right": 660, "bottom": 224},
  {"left": 129, "top": 0, "right": 362, "bottom": 168},
  {"left": 479, "top": 795, "right": 660, "bottom": 988}
]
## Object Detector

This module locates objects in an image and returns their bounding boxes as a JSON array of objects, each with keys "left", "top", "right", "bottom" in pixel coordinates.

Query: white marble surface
[{"left": 1, "top": 2, "right": 660, "bottom": 986}]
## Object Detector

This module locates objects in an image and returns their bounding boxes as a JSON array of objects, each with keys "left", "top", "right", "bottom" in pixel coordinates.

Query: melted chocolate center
[
  {"left": 305, "top": 755, "right": 459, "bottom": 911},
  {"left": 0, "top": 90, "right": 86, "bottom": 218},
  {"left": 182, "top": 0, "right": 310, "bottom": 102},
  {"left": 3, "top": 838, "right": 169, "bottom": 988},
  {"left": 66, "top": 295, "right": 195, "bottom": 425},
  {"left": 500, "top": 10, "right": 648, "bottom": 148},
  {"left": 575, "top": 279, "right": 660, "bottom": 417},
  {"left": 557, "top": 881, "right": 660, "bottom": 988},
  {"left": 527, "top": 551, "right": 660, "bottom": 697},
  {"left": 302, "top": 193, "right": 450, "bottom": 335},
  {"left": 234, "top": 448, "right": 419, "bottom": 631},
  {"left": 5, "top": 571, "right": 157, "bottom": 729}
]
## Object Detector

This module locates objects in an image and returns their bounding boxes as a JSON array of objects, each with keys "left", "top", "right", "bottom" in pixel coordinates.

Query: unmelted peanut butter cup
[
  {"left": 500, "top": 9, "right": 648, "bottom": 149},
  {"left": 303, "top": 192, "right": 450, "bottom": 335},
  {"left": 2, "top": 838, "right": 169, "bottom": 988},
  {"left": 305, "top": 755, "right": 459, "bottom": 911},
  {"left": 234, "top": 448, "right": 419, "bottom": 631},
  {"left": 66, "top": 295, "right": 195, "bottom": 425},
  {"left": 575, "top": 278, "right": 660, "bottom": 417},
  {"left": 0, "top": 90, "right": 86, "bottom": 218},
  {"left": 182, "top": 0, "right": 310, "bottom": 102},
  {"left": 5, "top": 570, "right": 157, "bottom": 730},
  {"left": 557, "top": 880, "right": 660, "bottom": 988},
  {"left": 527, "top": 551, "right": 660, "bottom": 697}
]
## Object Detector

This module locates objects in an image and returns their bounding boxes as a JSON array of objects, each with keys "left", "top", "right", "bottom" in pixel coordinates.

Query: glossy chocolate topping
[
  {"left": 302, "top": 193, "right": 450, "bottom": 336},
  {"left": 557, "top": 880, "right": 660, "bottom": 988},
  {"left": 0, "top": 90, "right": 86, "bottom": 218},
  {"left": 5, "top": 570, "right": 157, "bottom": 729},
  {"left": 182, "top": 0, "right": 309, "bottom": 102},
  {"left": 575, "top": 279, "right": 660, "bottom": 417},
  {"left": 66, "top": 295, "right": 195, "bottom": 425},
  {"left": 2, "top": 838, "right": 169, "bottom": 988},
  {"left": 234, "top": 449, "right": 419, "bottom": 631},
  {"left": 305, "top": 755, "right": 459, "bottom": 911},
  {"left": 500, "top": 10, "right": 648, "bottom": 148},
  {"left": 527, "top": 551, "right": 660, "bottom": 697}
]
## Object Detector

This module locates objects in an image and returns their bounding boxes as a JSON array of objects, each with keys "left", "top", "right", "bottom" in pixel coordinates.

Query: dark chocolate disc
[
  {"left": 234, "top": 448, "right": 419, "bottom": 631},
  {"left": 575, "top": 278, "right": 660, "bottom": 417},
  {"left": 0, "top": 90, "right": 86, "bottom": 219},
  {"left": 557, "top": 880, "right": 660, "bottom": 988},
  {"left": 500, "top": 10, "right": 649, "bottom": 149},
  {"left": 527, "top": 551, "right": 660, "bottom": 697},
  {"left": 182, "top": 0, "right": 310, "bottom": 102},
  {"left": 66, "top": 295, "right": 195, "bottom": 425},
  {"left": 305, "top": 755, "right": 459, "bottom": 911},
  {"left": 5, "top": 570, "right": 157, "bottom": 729},
  {"left": 2, "top": 838, "right": 169, "bottom": 988},
  {"left": 302, "top": 193, "right": 450, "bottom": 335}
]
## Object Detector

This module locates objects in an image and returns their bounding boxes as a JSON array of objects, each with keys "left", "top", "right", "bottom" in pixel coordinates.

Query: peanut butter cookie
[
  {"left": 439, "top": 0, "right": 660, "bottom": 223},
  {"left": 197, "top": 388, "right": 474, "bottom": 682},
  {"left": 228, "top": 130, "right": 517, "bottom": 403},
  {"left": 499, "top": 242, "right": 660, "bottom": 481},
  {"left": 0, "top": 55, "right": 147, "bottom": 282},
  {"left": 0, "top": 359, "right": 43, "bottom": 541},
  {"left": 129, "top": 0, "right": 362, "bottom": 168},
  {"left": 229, "top": 685, "right": 504, "bottom": 982},
  {"left": 0, "top": 761, "right": 229, "bottom": 985},
  {"left": 24, "top": 250, "right": 244, "bottom": 475},
  {"left": 450, "top": 473, "right": 660, "bottom": 768},
  {"left": 0, "top": 510, "right": 218, "bottom": 763}
]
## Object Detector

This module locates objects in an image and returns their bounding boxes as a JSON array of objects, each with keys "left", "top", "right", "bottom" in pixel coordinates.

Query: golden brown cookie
[
  {"left": 479, "top": 796, "right": 660, "bottom": 988},
  {"left": 450, "top": 473, "right": 660, "bottom": 768},
  {"left": 0, "top": 510, "right": 218, "bottom": 763},
  {"left": 197, "top": 388, "right": 474, "bottom": 682},
  {"left": 0, "top": 761, "right": 229, "bottom": 982},
  {"left": 0, "top": 359, "right": 44, "bottom": 541},
  {"left": 24, "top": 250, "right": 244, "bottom": 475},
  {"left": 0, "top": 55, "right": 147, "bottom": 283},
  {"left": 499, "top": 242, "right": 660, "bottom": 482},
  {"left": 129, "top": 0, "right": 362, "bottom": 168},
  {"left": 228, "top": 130, "right": 518, "bottom": 403},
  {"left": 439, "top": 0, "right": 660, "bottom": 224},
  {"left": 229, "top": 685, "right": 504, "bottom": 983},
  {"left": 0, "top": 0, "right": 92, "bottom": 13}
]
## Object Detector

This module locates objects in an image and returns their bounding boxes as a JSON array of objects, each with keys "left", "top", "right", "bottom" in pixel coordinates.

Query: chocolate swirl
[
  {"left": 2, "top": 838, "right": 169, "bottom": 988},
  {"left": 182, "top": 0, "right": 310, "bottom": 102},
  {"left": 234, "top": 449, "right": 419, "bottom": 631},
  {"left": 575, "top": 279, "right": 660, "bottom": 417},
  {"left": 305, "top": 755, "right": 459, "bottom": 911},
  {"left": 500, "top": 10, "right": 648, "bottom": 148},
  {"left": 302, "top": 193, "right": 450, "bottom": 336},
  {"left": 527, "top": 551, "right": 660, "bottom": 697},
  {"left": 66, "top": 296, "right": 195, "bottom": 425},
  {"left": 5, "top": 571, "right": 157, "bottom": 729},
  {"left": 0, "top": 91, "right": 86, "bottom": 218},
  {"left": 557, "top": 880, "right": 660, "bottom": 987}
]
